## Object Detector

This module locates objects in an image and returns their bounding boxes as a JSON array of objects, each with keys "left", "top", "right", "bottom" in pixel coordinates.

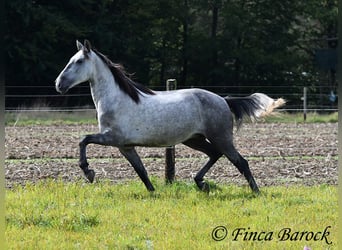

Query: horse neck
[{"left": 89, "top": 57, "right": 122, "bottom": 111}]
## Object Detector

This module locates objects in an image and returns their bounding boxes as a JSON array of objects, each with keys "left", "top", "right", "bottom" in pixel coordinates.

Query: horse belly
[{"left": 123, "top": 108, "right": 202, "bottom": 147}]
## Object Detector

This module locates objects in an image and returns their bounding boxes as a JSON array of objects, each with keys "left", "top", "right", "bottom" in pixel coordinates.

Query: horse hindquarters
[
  {"left": 203, "top": 128, "right": 260, "bottom": 194},
  {"left": 198, "top": 102, "right": 260, "bottom": 193}
]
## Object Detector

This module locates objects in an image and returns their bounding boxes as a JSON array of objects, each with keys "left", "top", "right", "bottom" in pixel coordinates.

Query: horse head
[{"left": 55, "top": 40, "right": 94, "bottom": 94}]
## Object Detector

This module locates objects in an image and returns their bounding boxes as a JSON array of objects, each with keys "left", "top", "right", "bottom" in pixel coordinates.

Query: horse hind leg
[
  {"left": 183, "top": 136, "right": 222, "bottom": 192},
  {"left": 220, "top": 142, "right": 260, "bottom": 193}
]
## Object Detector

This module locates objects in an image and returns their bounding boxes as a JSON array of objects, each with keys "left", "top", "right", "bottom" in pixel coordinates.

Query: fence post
[
  {"left": 165, "top": 79, "right": 177, "bottom": 184},
  {"left": 303, "top": 87, "right": 307, "bottom": 121}
]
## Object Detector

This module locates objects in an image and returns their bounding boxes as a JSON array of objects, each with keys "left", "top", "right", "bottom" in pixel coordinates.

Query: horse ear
[
  {"left": 76, "top": 40, "right": 83, "bottom": 51},
  {"left": 84, "top": 40, "right": 92, "bottom": 53}
]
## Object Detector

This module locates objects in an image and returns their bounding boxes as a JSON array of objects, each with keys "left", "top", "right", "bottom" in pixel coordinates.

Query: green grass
[
  {"left": 5, "top": 111, "right": 337, "bottom": 126},
  {"left": 264, "top": 111, "right": 338, "bottom": 123},
  {"left": 5, "top": 110, "right": 97, "bottom": 126},
  {"left": 6, "top": 179, "right": 337, "bottom": 249}
]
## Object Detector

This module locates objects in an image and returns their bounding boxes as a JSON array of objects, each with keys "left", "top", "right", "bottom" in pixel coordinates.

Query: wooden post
[
  {"left": 303, "top": 87, "right": 307, "bottom": 121},
  {"left": 165, "top": 79, "right": 177, "bottom": 184}
]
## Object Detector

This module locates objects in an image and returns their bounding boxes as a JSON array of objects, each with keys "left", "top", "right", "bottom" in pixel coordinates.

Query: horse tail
[{"left": 225, "top": 93, "right": 285, "bottom": 128}]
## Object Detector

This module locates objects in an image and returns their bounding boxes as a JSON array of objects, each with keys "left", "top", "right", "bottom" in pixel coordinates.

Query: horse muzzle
[{"left": 55, "top": 76, "right": 70, "bottom": 94}]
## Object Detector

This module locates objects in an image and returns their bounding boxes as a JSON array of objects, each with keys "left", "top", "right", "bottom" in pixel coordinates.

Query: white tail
[{"left": 225, "top": 93, "right": 285, "bottom": 127}]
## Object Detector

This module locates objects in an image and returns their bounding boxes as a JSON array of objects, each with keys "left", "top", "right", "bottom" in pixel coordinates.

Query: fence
[
  {"left": 4, "top": 84, "right": 338, "bottom": 112},
  {"left": 5, "top": 81, "right": 337, "bottom": 186}
]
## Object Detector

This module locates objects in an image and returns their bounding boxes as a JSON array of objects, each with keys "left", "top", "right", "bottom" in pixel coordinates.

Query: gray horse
[{"left": 55, "top": 40, "right": 285, "bottom": 193}]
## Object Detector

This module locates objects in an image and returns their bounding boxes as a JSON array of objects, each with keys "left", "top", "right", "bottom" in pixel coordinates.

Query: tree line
[{"left": 5, "top": 0, "right": 338, "bottom": 108}]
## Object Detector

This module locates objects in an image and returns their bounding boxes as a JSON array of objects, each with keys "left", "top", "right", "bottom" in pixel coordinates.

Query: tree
[{"left": 5, "top": 0, "right": 338, "bottom": 108}]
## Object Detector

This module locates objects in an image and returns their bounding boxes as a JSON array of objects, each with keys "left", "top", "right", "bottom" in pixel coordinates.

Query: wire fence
[{"left": 5, "top": 84, "right": 338, "bottom": 112}]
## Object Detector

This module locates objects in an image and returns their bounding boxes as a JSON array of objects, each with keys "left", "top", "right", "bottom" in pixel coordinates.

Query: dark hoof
[
  {"left": 201, "top": 182, "right": 210, "bottom": 193},
  {"left": 196, "top": 180, "right": 210, "bottom": 193},
  {"left": 85, "top": 169, "right": 95, "bottom": 183},
  {"left": 253, "top": 188, "right": 261, "bottom": 195}
]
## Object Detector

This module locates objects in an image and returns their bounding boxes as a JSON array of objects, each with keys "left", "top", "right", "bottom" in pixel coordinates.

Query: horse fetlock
[
  {"left": 79, "top": 160, "right": 89, "bottom": 169},
  {"left": 247, "top": 177, "right": 260, "bottom": 194},
  {"left": 251, "top": 184, "right": 260, "bottom": 194}
]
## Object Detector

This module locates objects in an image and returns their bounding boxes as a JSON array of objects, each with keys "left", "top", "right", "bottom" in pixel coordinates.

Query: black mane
[{"left": 92, "top": 48, "right": 155, "bottom": 103}]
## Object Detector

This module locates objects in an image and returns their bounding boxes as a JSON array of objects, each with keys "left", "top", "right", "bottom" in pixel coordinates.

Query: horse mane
[{"left": 92, "top": 48, "right": 155, "bottom": 103}]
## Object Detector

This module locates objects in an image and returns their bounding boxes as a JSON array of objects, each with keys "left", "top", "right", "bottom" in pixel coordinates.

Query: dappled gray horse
[{"left": 55, "top": 40, "right": 285, "bottom": 193}]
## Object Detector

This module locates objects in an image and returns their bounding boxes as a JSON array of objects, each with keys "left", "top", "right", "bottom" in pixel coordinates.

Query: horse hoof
[
  {"left": 253, "top": 188, "right": 261, "bottom": 195},
  {"left": 201, "top": 182, "right": 210, "bottom": 193},
  {"left": 86, "top": 169, "right": 95, "bottom": 183},
  {"left": 202, "top": 183, "right": 210, "bottom": 193}
]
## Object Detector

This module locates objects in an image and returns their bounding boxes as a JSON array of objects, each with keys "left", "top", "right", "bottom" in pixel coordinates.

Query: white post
[{"left": 166, "top": 79, "right": 177, "bottom": 92}]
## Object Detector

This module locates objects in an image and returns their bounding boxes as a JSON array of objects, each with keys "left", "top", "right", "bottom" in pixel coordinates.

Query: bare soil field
[{"left": 5, "top": 123, "right": 337, "bottom": 188}]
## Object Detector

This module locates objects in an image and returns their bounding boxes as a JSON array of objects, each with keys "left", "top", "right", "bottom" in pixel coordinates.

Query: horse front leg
[
  {"left": 79, "top": 131, "right": 114, "bottom": 183},
  {"left": 119, "top": 147, "right": 155, "bottom": 191}
]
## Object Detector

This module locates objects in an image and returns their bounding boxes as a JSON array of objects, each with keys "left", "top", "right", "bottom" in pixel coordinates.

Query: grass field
[
  {"left": 5, "top": 110, "right": 338, "bottom": 126},
  {"left": 5, "top": 112, "right": 338, "bottom": 249},
  {"left": 6, "top": 179, "right": 337, "bottom": 250}
]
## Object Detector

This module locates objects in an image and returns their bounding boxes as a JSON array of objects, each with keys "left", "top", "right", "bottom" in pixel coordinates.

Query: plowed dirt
[{"left": 5, "top": 123, "right": 337, "bottom": 188}]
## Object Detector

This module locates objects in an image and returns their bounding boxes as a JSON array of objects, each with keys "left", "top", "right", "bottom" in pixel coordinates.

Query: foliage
[
  {"left": 6, "top": 179, "right": 337, "bottom": 249},
  {"left": 5, "top": 0, "right": 338, "bottom": 107}
]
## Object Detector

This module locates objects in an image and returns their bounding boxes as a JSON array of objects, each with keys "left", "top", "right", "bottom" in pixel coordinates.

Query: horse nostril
[
  {"left": 59, "top": 75, "right": 66, "bottom": 82},
  {"left": 56, "top": 83, "right": 61, "bottom": 92},
  {"left": 56, "top": 79, "right": 65, "bottom": 93},
  {"left": 56, "top": 76, "right": 72, "bottom": 94}
]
